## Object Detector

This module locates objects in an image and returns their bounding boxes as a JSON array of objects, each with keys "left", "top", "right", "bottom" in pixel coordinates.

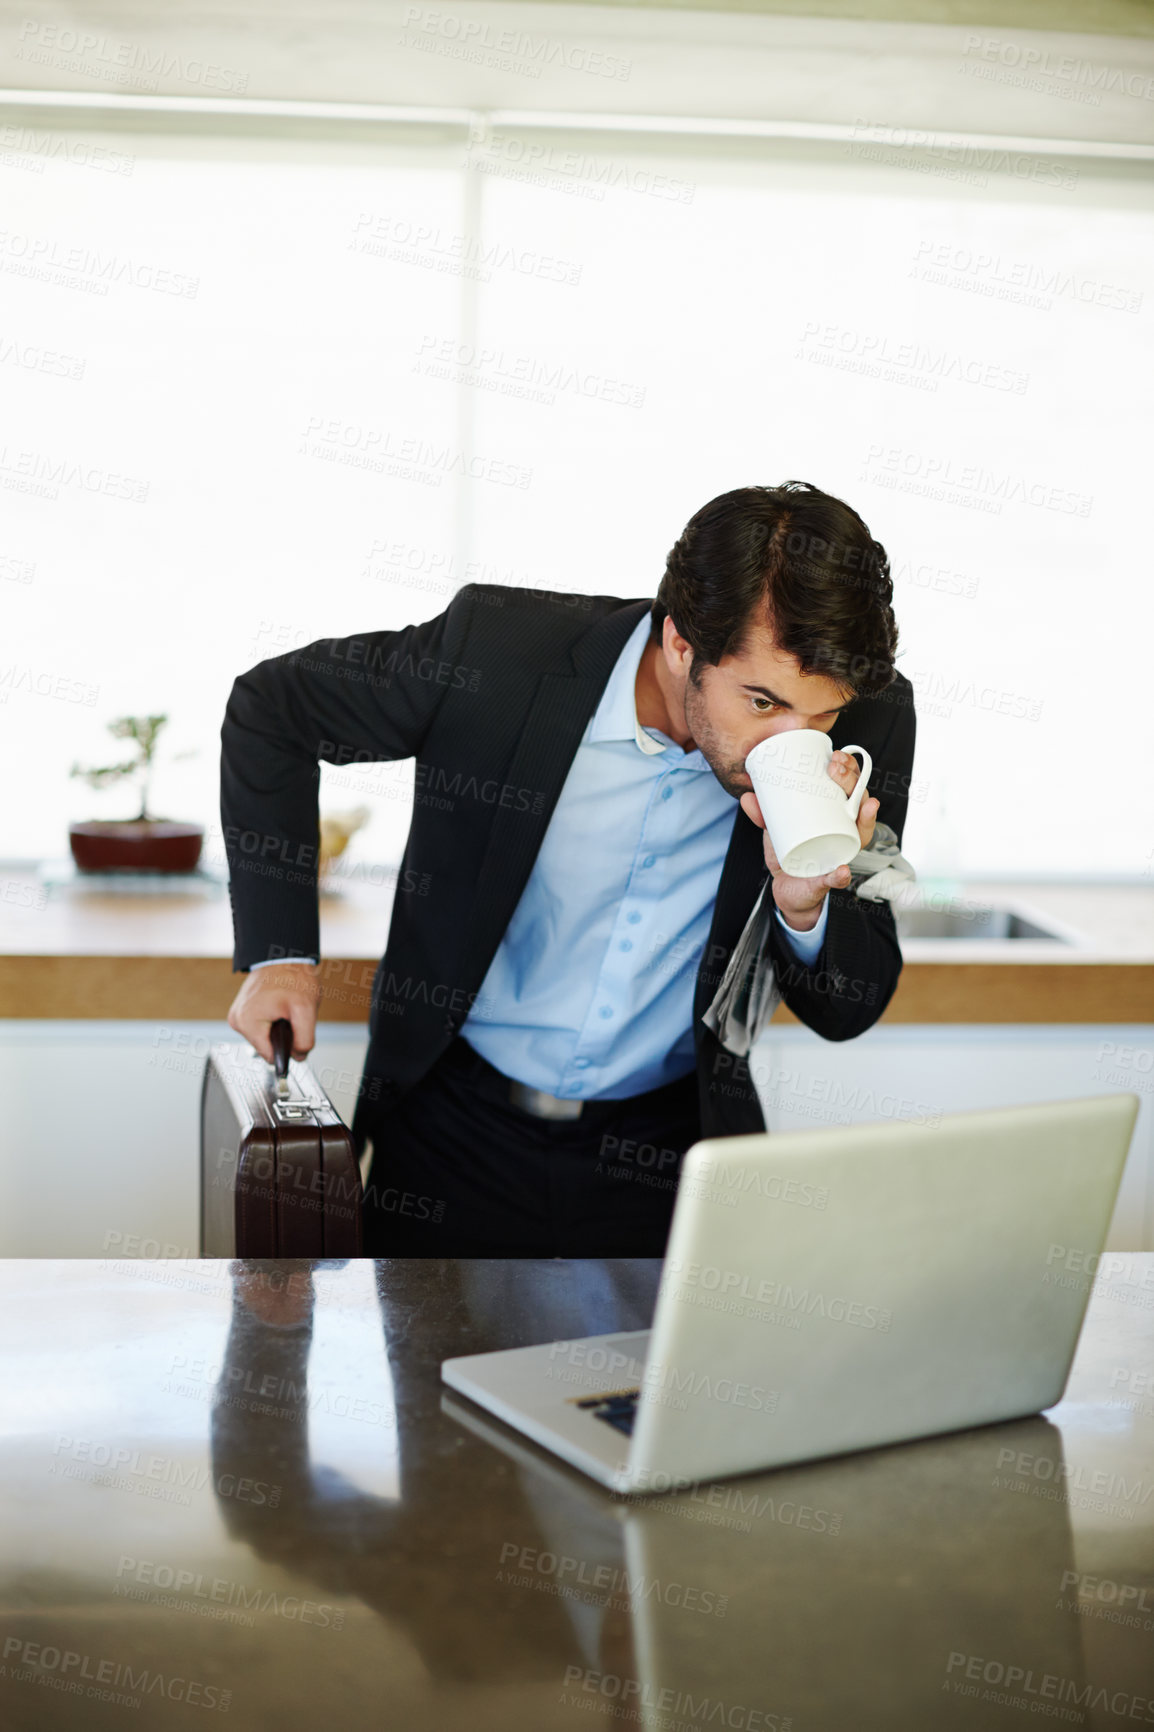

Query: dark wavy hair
[{"left": 650, "top": 481, "right": 898, "bottom": 699}]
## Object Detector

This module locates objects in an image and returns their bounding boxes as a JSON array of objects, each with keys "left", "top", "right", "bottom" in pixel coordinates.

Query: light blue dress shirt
[
  {"left": 252, "top": 611, "right": 829, "bottom": 1094},
  {"left": 457, "top": 612, "right": 826, "bottom": 1098}
]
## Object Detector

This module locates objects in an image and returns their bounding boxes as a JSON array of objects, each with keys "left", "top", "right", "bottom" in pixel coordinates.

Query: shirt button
[
  {"left": 662, "top": 785, "right": 673, "bottom": 800},
  {"left": 643, "top": 855, "right": 656, "bottom": 868},
  {"left": 619, "top": 940, "right": 632, "bottom": 952},
  {"left": 598, "top": 1006, "right": 613, "bottom": 1019},
  {"left": 627, "top": 911, "right": 641, "bottom": 925}
]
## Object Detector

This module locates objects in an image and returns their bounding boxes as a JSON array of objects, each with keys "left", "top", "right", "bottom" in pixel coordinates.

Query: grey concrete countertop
[{"left": 2, "top": 1256, "right": 1152, "bottom": 1731}]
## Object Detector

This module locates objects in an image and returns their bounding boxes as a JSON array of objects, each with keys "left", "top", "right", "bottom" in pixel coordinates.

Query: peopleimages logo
[
  {"left": 694, "top": 1154, "right": 829, "bottom": 1206},
  {"left": 50, "top": 1436, "right": 281, "bottom": 1507},
  {"left": 2, "top": 1637, "right": 230, "bottom": 1711},
  {"left": 0, "top": 229, "right": 198, "bottom": 297},
  {"left": 14, "top": 19, "right": 248, "bottom": 93},
  {"left": 560, "top": 1668, "right": 791, "bottom": 1730},
  {"left": 660, "top": 1258, "right": 893, "bottom": 1331},
  {"left": 400, "top": 5, "right": 632, "bottom": 80},
  {"left": 413, "top": 333, "right": 646, "bottom": 409},
  {"left": 993, "top": 1445, "right": 1153, "bottom": 1505},
  {"left": 114, "top": 1557, "right": 346, "bottom": 1628},
  {"left": 1059, "top": 1568, "right": 1154, "bottom": 1620},
  {"left": 640, "top": 1360, "right": 780, "bottom": 1414},
  {"left": 959, "top": 33, "right": 1154, "bottom": 103},
  {"left": 544, "top": 1338, "right": 778, "bottom": 1414},
  {"left": 944, "top": 1649, "right": 1154, "bottom": 1723},
  {"left": 299, "top": 416, "right": 532, "bottom": 489},
  {"left": 497, "top": 1544, "right": 729, "bottom": 1616},
  {"left": 465, "top": 125, "right": 695, "bottom": 205},
  {"left": 909, "top": 238, "right": 1142, "bottom": 314}
]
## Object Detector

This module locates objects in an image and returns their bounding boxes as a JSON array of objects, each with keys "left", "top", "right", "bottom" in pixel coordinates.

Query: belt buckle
[{"left": 509, "top": 1081, "right": 584, "bottom": 1121}]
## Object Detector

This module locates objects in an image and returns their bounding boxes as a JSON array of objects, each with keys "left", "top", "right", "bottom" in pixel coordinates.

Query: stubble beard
[{"left": 682, "top": 670, "right": 749, "bottom": 801}]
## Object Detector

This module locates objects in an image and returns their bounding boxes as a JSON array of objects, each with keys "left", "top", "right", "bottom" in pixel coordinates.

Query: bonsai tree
[{"left": 70, "top": 714, "right": 198, "bottom": 823}]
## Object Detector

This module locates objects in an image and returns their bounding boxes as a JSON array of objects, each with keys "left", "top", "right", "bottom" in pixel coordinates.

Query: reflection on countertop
[{"left": 3, "top": 1256, "right": 1153, "bottom": 1731}]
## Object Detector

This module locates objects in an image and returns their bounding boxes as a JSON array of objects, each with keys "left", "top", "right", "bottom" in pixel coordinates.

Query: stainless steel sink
[{"left": 893, "top": 906, "right": 1068, "bottom": 942}]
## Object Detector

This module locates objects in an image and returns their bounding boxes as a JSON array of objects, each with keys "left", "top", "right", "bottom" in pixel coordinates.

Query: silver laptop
[{"left": 441, "top": 1093, "right": 1140, "bottom": 1493}]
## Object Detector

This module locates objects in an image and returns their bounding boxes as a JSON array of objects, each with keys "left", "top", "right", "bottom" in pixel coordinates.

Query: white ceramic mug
[{"left": 744, "top": 730, "right": 873, "bottom": 878}]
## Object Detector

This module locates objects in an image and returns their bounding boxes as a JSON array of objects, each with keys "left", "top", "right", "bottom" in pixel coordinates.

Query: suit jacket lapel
[{"left": 459, "top": 598, "right": 652, "bottom": 993}]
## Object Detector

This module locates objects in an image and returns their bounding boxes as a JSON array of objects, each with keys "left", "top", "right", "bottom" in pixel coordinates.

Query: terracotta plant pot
[{"left": 69, "top": 821, "right": 205, "bottom": 874}]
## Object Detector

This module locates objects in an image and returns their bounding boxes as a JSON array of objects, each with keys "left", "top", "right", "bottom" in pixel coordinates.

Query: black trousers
[{"left": 359, "top": 1035, "right": 702, "bottom": 1257}]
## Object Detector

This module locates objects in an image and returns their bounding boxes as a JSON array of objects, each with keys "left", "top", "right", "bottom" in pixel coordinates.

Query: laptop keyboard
[{"left": 574, "top": 1389, "right": 640, "bottom": 1436}]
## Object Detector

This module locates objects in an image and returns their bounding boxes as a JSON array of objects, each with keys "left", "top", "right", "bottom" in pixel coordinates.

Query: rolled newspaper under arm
[{"left": 700, "top": 822, "right": 916, "bottom": 1057}]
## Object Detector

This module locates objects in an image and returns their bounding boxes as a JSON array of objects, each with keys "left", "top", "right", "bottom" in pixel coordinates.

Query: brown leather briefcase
[{"left": 200, "top": 1018, "right": 363, "bottom": 1255}]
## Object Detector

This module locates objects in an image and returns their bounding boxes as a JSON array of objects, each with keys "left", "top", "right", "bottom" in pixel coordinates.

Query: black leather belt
[{"left": 440, "top": 1035, "right": 697, "bottom": 1123}]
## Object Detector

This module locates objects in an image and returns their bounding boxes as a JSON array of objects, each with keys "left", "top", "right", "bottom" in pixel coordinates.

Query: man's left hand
[{"left": 739, "top": 750, "right": 880, "bottom": 933}]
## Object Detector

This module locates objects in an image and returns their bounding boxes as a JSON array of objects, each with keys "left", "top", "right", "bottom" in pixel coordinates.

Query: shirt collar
[{"left": 586, "top": 609, "right": 685, "bottom": 757}]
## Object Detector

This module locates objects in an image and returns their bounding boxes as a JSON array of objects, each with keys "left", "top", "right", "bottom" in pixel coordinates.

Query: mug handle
[{"left": 838, "top": 745, "right": 873, "bottom": 820}]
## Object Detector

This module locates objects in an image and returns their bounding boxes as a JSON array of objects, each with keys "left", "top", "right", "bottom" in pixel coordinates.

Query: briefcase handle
[{"left": 270, "top": 1018, "right": 293, "bottom": 1096}]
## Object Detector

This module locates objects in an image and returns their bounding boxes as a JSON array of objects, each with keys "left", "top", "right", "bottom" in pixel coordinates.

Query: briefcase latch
[{"left": 271, "top": 1098, "right": 322, "bottom": 1123}]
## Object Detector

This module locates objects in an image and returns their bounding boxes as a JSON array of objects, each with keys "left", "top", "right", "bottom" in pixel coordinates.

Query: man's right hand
[{"left": 227, "top": 963, "right": 323, "bottom": 1064}]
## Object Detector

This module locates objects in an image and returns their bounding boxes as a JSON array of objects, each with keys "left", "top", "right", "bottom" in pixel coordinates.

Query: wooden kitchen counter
[{"left": 1, "top": 864, "right": 1151, "bottom": 1025}]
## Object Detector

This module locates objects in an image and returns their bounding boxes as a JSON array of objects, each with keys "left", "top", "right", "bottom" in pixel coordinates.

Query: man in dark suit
[{"left": 221, "top": 481, "right": 916, "bottom": 1257}]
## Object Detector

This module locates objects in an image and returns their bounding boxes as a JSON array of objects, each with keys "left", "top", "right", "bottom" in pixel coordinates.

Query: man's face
[{"left": 670, "top": 614, "right": 854, "bottom": 800}]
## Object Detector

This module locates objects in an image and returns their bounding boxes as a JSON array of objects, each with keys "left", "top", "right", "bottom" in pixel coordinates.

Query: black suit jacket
[{"left": 220, "top": 584, "right": 916, "bottom": 1153}]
